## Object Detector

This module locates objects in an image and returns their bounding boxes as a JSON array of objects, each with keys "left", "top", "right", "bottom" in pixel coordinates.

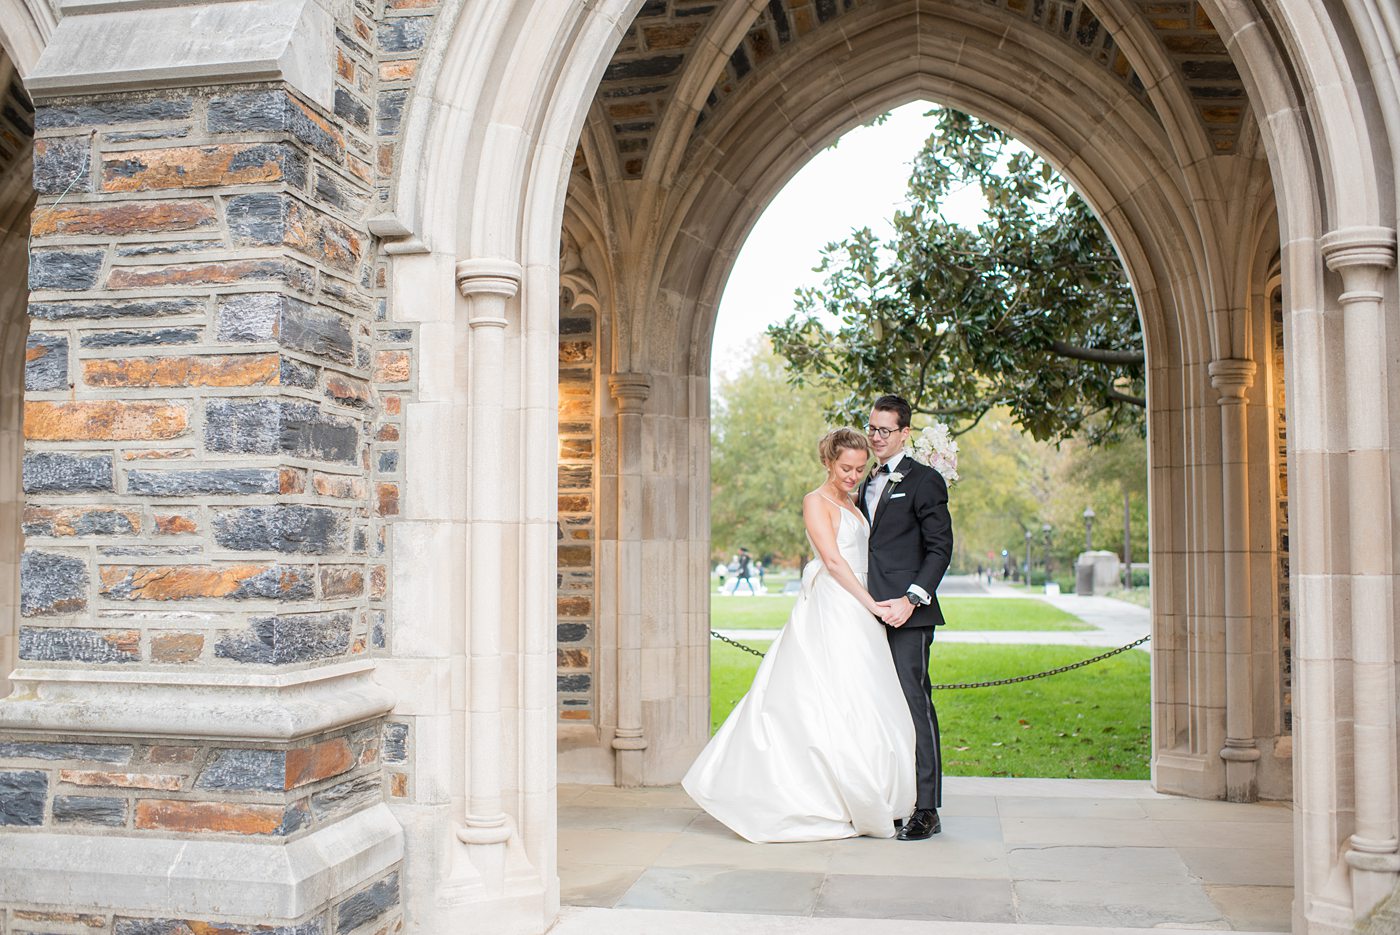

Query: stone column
[
  {"left": 1321, "top": 226, "right": 1399, "bottom": 918},
  {"left": 0, "top": 3, "right": 406, "bottom": 927},
  {"left": 1209, "top": 357, "right": 1259, "bottom": 802},
  {"left": 454, "top": 260, "right": 522, "bottom": 878},
  {"left": 608, "top": 372, "right": 650, "bottom": 786}
]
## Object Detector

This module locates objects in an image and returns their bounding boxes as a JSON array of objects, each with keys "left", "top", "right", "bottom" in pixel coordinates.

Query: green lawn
[
  {"left": 708, "top": 640, "right": 1150, "bottom": 779},
  {"left": 711, "top": 595, "right": 1091, "bottom": 631},
  {"left": 711, "top": 595, "right": 798, "bottom": 629}
]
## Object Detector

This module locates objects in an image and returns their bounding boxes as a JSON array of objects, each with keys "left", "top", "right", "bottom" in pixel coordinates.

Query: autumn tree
[{"left": 710, "top": 340, "right": 837, "bottom": 567}]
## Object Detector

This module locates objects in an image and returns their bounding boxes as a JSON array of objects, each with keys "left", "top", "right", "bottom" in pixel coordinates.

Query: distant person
[
  {"left": 714, "top": 562, "right": 728, "bottom": 592},
  {"left": 734, "top": 547, "right": 756, "bottom": 595}
]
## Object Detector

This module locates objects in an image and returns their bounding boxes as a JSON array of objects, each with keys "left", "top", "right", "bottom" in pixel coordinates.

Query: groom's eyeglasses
[{"left": 865, "top": 425, "right": 902, "bottom": 438}]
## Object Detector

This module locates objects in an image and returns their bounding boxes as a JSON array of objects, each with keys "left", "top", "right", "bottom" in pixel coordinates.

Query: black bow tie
[{"left": 876, "top": 463, "right": 890, "bottom": 474}]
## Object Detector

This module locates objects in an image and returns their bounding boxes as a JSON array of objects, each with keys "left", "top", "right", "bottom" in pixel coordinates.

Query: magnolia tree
[{"left": 768, "top": 108, "right": 1145, "bottom": 446}]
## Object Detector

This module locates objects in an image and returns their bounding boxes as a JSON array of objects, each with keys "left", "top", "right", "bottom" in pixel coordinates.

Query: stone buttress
[{"left": 0, "top": 1, "right": 413, "bottom": 932}]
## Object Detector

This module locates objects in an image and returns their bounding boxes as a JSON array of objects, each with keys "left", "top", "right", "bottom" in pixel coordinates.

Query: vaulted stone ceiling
[{"left": 593, "top": 0, "right": 1247, "bottom": 180}]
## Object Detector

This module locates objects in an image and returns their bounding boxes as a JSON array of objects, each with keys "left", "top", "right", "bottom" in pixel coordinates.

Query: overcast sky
[{"left": 709, "top": 100, "right": 987, "bottom": 387}]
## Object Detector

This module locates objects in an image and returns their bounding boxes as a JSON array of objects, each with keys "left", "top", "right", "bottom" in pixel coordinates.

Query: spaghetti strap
[{"left": 818, "top": 492, "right": 867, "bottom": 525}]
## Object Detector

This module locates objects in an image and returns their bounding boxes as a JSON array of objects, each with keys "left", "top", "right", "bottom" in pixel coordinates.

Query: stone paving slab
[
  {"left": 557, "top": 778, "right": 1293, "bottom": 932},
  {"left": 1006, "top": 844, "right": 1194, "bottom": 884},
  {"left": 1013, "top": 879, "right": 1225, "bottom": 927},
  {"left": 813, "top": 874, "right": 1017, "bottom": 922},
  {"left": 619, "top": 867, "right": 826, "bottom": 915},
  {"left": 550, "top": 906, "right": 1291, "bottom": 935},
  {"left": 1204, "top": 884, "right": 1294, "bottom": 932}
]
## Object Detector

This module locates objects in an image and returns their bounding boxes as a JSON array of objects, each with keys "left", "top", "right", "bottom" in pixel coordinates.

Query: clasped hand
[{"left": 873, "top": 596, "right": 914, "bottom": 627}]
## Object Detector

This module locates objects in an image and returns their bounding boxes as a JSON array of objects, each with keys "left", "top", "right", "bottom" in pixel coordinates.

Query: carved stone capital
[
  {"left": 456, "top": 258, "right": 522, "bottom": 329},
  {"left": 609, "top": 373, "right": 652, "bottom": 413},
  {"left": 455, "top": 258, "right": 523, "bottom": 299},
  {"left": 1209, "top": 358, "right": 1256, "bottom": 402},
  {"left": 1321, "top": 226, "right": 1397, "bottom": 308}
]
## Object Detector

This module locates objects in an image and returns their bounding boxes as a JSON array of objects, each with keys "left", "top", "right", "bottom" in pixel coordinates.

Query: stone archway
[
  {"left": 558, "top": 0, "right": 1287, "bottom": 802},
  {"left": 0, "top": 0, "right": 1381, "bottom": 932},
  {"left": 381, "top": 1, "right": 1397, "bottom": 933}
]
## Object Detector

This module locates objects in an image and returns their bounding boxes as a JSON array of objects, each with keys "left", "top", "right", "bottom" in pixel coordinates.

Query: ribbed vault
[{"left": 595, "top": 0, "right": 1248, "bottom": 181}]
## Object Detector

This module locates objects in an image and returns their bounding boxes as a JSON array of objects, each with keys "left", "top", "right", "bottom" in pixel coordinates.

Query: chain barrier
[{"left": 708, "top": 629, "right": 1151, "bottom": 689}]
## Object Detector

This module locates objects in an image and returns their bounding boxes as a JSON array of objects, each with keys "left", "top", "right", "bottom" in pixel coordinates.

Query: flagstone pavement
[{"left": 553, "top": 777, "right": 1293, "bottom": 934}]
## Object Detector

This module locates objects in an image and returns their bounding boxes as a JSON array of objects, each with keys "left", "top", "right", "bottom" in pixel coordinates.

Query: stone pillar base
[
  {"left": 0, "top": 802, "right": 402, "bottom": 920},
  {"left": 1154, "top": 750, "right": 1223, "bottom": 798}
]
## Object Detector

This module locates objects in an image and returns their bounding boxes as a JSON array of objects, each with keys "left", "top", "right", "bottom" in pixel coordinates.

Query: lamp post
[
  {"left": 1083, "top": 506, "right": 1096, "bottom": 551},
  {"left": 1023, "top": 530, "right": 1032, "bottom": 585},
  {"left": 1041, "top": 523, "right": 1052, "bottom": 579}
]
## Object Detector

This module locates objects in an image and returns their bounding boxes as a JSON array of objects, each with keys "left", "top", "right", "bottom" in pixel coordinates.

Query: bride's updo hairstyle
[{"left": 818, "top": 427, "right": 871, "bottom": 466}]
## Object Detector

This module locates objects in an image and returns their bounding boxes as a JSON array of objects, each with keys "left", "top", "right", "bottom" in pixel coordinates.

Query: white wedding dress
[{"left": 683, "top": 497, "right": 916, "bottom": 842}]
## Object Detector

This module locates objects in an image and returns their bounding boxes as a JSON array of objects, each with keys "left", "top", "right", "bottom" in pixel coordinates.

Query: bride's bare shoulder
[{"left": 802, "top": 490, "right": 832, "bottom": 511}]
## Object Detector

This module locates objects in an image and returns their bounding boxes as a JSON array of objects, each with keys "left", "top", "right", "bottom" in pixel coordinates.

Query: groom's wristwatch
[{"left": 905, "top": 590, "right": 928, "bottom": 606}]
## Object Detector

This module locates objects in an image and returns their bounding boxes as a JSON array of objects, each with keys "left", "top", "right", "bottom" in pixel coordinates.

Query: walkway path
[
  {"left": 715, "top": 576, "right": 1151, "bottom": 650},
  {"left": 554, "top": 777, "right": 1291, "bottom": 933}
]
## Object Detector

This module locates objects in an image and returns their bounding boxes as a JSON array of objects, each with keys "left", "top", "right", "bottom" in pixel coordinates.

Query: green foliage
[
  {"left": 708, "top": 640, "right": 1151, "bottom": 779},
  {"left": 945, "top": 408, "right": 1063, "bottom": 571},
  {"left": 946, "top": 410, "right": 1148, "bottom": 575},
  {"left": 711, "top": 594, "right": 1091, "bottom": 631},
  {"left": 710, "top": 339, "right": 839, "bottom": 566},
  {"left": 768, "top": 107, "right": 1144, "bottom": 446}
]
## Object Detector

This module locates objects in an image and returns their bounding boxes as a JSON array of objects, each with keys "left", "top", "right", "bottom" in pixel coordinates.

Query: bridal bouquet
[{"left": 910, "top": 421, "right": 959, "bottom": 483}]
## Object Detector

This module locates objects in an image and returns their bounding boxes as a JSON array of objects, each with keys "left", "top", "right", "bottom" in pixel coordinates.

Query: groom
[{"left": 861, "top": 394, "right": 954, "bottom": 841}]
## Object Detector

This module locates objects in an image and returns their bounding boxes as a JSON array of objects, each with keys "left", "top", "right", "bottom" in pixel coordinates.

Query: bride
[{"left": 683, "top": 427, "right": 916, "bottom": 842}]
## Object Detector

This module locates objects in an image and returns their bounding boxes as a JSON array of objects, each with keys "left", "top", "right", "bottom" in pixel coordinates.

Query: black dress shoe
[{"left": 896, "top": 808, "right": 941, "bottom": 840}]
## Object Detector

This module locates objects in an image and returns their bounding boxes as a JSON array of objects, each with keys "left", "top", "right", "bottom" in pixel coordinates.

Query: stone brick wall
[
  {"left": 366, "top": 0, "right": 439, "bottom": 209},
  {"left": 0, "top": 726, "right": 398, "bottom": 934},
  {"left": 1272, "top": 289, "right": 1291, "bottom": 734},
  {"left": 20, "top": 81, "right": 378, "bottom": 675},
  {"left": 0, "top": 49, "right": 33, "bottom": 701},
  {"left": 0, "top": 1, "right": 407, "bottom": 926},
  {"left": 557, "top": 289, "right": 597, "bottom": 723}
]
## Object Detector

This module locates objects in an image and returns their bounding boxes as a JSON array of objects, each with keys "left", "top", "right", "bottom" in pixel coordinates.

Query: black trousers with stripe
[{"left": 886, "top": 624, "right": 942, "bottom": 810}]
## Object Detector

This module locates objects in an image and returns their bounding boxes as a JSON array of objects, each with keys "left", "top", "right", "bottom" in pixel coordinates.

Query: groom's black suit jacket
[{"left": 860, "top": 456, "right": 954, "bottom": 628}]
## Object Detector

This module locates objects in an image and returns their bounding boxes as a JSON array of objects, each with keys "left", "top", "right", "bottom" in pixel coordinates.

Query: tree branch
[
  {"left": 1106, "top": 388, "right": 1147, "bottom": 408},
  {"left": 1049, "top": 340, "right": 1145, "bottom": 366}
]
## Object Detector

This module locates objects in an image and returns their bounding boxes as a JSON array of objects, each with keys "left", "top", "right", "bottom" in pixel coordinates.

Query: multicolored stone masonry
[
  {"left": 21, "top": 81, "right": 378, "bottom": 668},
  {"left": 557, "top": 291, "right": 598, "bottom": 722},
  {"left": 1, "top": 1, "right": 404, "bottom": 930}
]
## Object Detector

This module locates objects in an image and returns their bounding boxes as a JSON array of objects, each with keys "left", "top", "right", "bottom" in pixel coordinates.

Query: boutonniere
[{"left": 887, "top": 471, "right": 904, "bottom": 484}]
